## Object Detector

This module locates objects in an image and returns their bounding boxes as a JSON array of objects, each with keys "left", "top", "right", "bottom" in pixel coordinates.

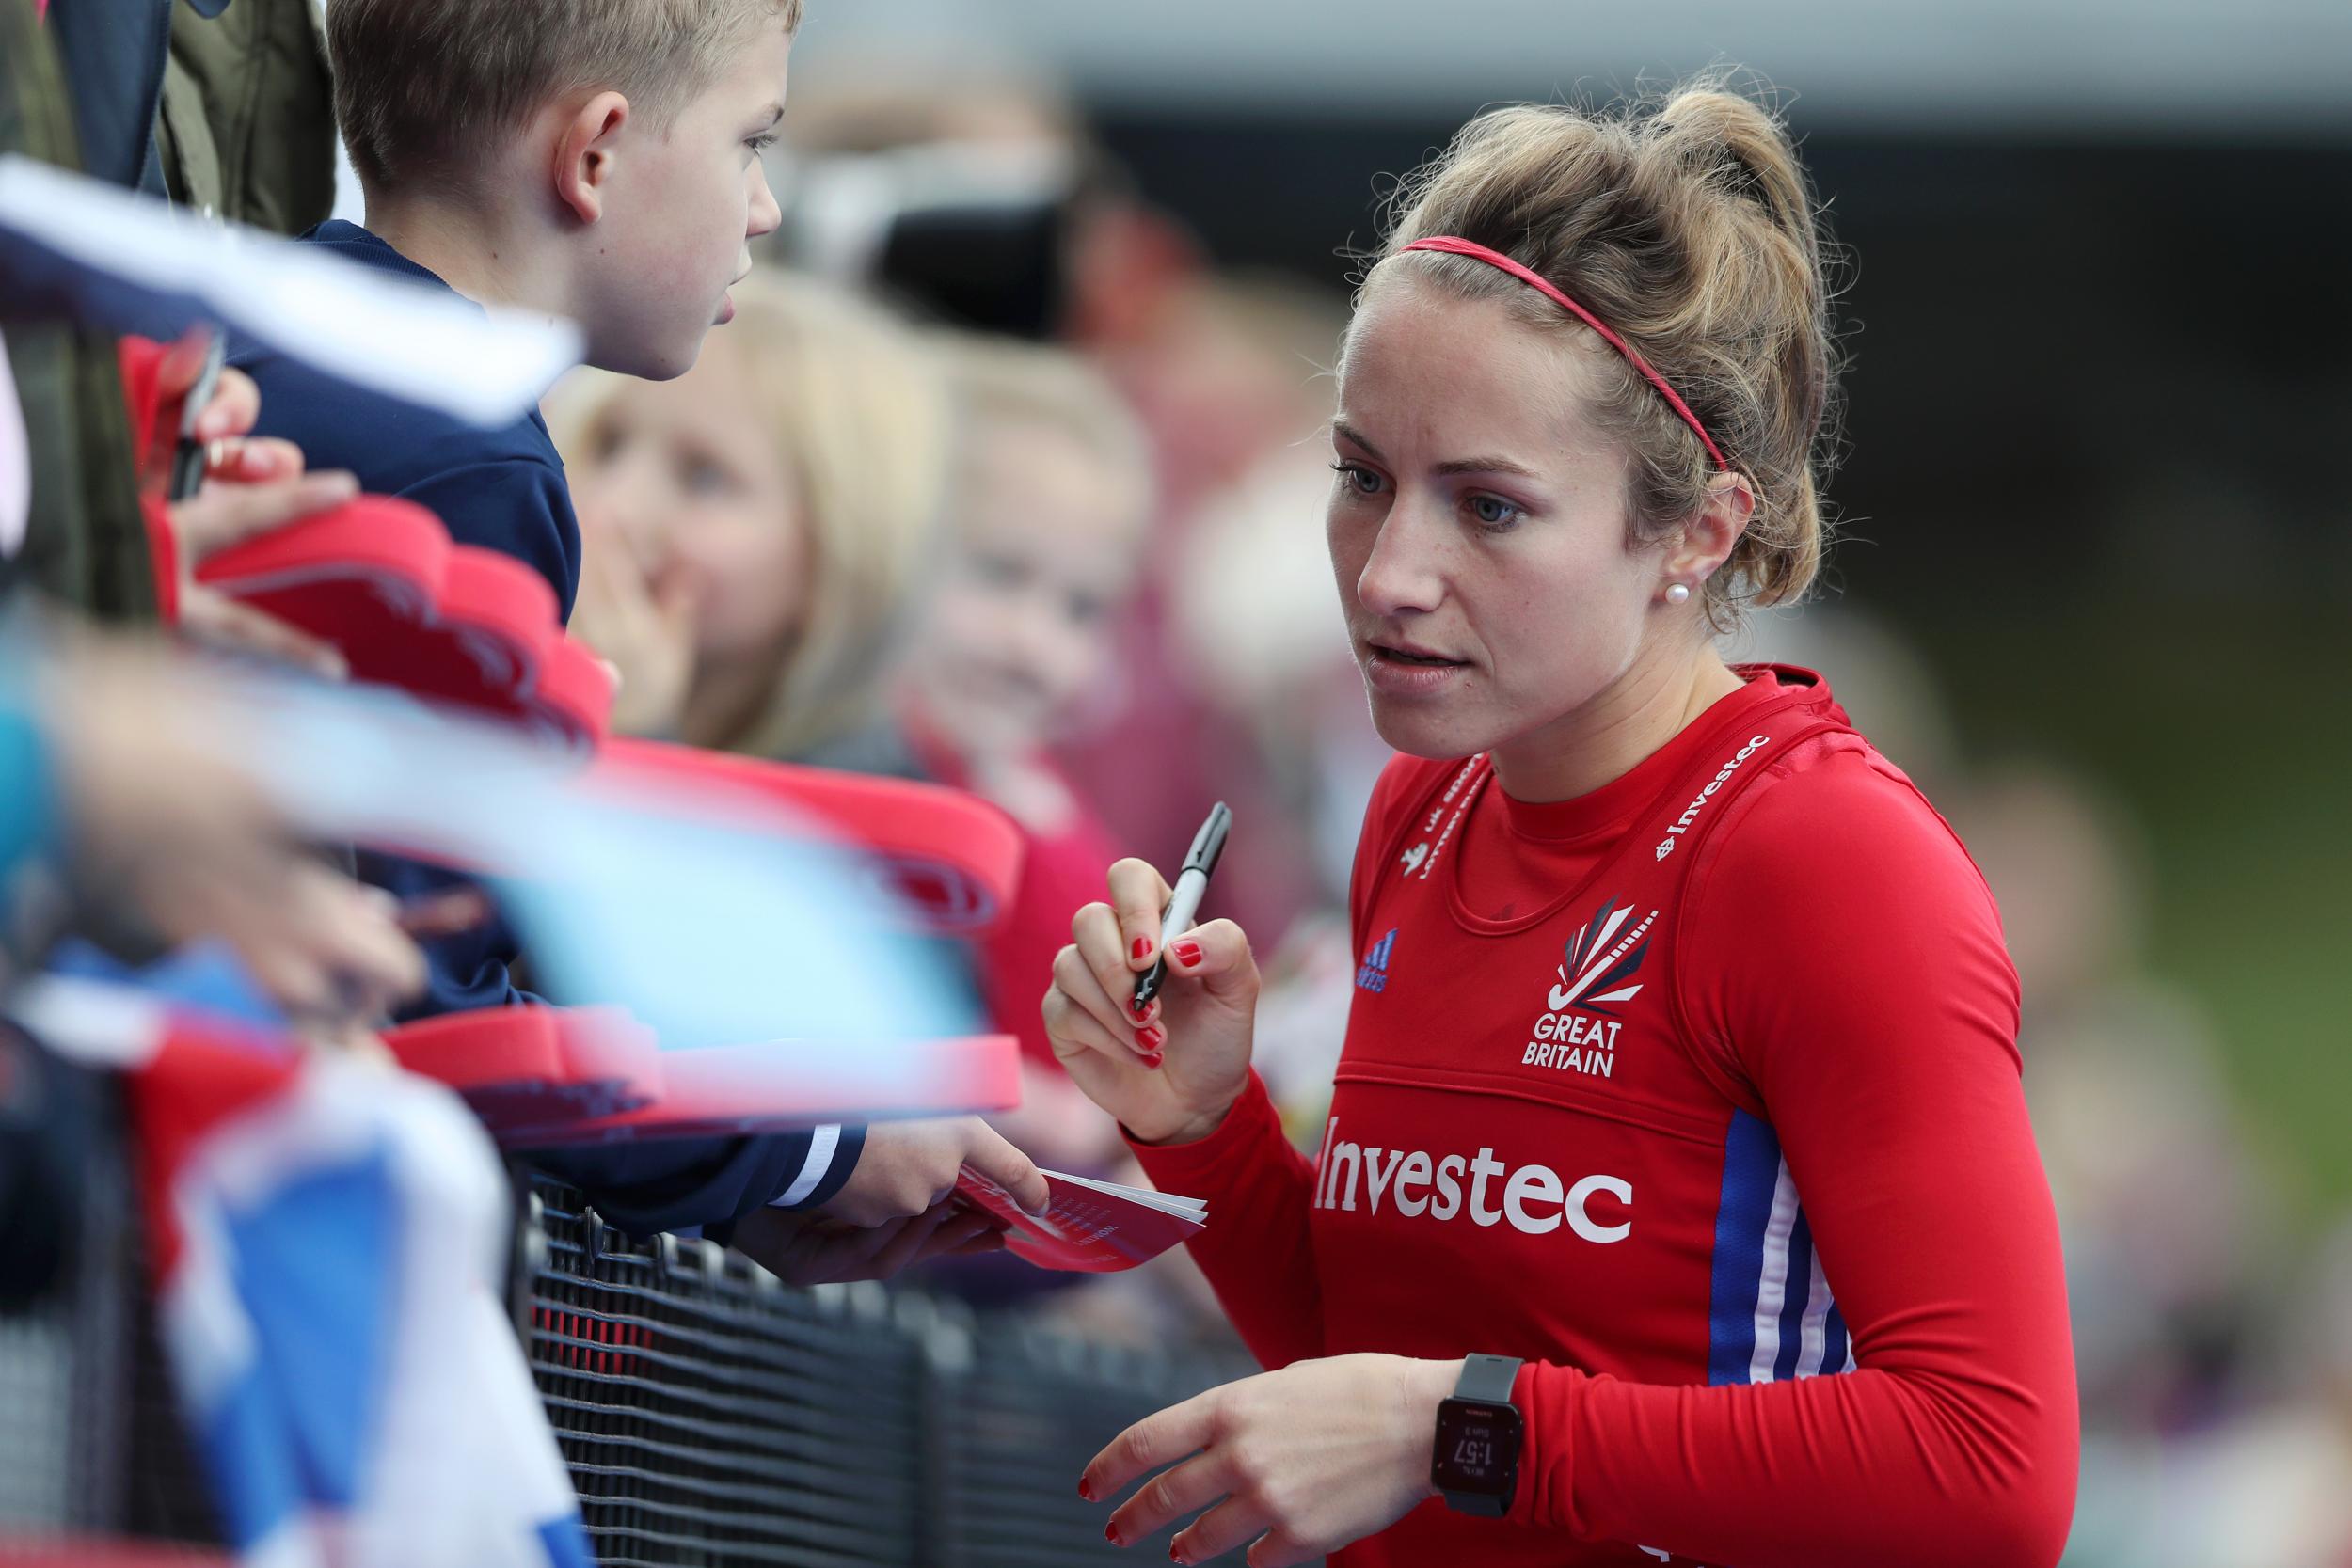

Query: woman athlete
[{"left": 1041, "top": 77, "right": 2078, "bottom": 1568}]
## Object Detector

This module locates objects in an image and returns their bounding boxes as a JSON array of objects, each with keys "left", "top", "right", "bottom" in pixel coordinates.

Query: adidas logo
[{"left": 1356, "top": 927, "right": 1398, "bottom": 993}]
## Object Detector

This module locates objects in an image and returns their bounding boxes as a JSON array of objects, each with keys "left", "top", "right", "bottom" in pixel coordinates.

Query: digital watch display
[{"left": 1432, "top": 1354, "right": 1524, "bottom": 1516}]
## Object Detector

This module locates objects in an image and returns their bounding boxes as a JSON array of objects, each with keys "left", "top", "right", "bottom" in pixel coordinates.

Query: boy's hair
[{"left": 329, "top": 0, "right": 800, "bottom": 197}]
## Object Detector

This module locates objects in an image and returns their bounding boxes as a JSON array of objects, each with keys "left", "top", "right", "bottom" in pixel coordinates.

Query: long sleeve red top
[{"left": 1133, "top": 666, "right": 2077, "bottom": 1568}]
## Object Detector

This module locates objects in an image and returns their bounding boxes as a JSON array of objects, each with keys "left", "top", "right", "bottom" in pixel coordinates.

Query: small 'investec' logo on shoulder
[{"left": 1656, "top": 733, "right": 1771, "bottom": 861}]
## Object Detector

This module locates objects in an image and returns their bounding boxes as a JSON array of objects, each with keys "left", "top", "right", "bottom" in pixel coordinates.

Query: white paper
[
  {"left": 0, "top": 155, "right": 583, "bottom": 429},
  {"left": 1045, "top": 1168, "right": 1208, "bottom": 1222}
]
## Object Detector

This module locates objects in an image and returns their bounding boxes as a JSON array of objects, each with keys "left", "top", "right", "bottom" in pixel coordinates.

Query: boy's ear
[{"left": 552, "top": 91, "right": 631, "bottom": 226}]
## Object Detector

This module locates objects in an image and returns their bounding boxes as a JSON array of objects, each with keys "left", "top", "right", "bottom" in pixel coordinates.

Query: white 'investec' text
[{"left": 1311, "top": 1119, "right": 1632, "bottom": 1243}]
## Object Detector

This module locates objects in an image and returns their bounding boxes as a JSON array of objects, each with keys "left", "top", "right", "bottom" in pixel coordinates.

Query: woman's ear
[
  {"left": 552, "top": 91, "right": 631, "bottom": 227},
  {"left": 1666, "top": 470, "right": 1756, "bottom": 586}
]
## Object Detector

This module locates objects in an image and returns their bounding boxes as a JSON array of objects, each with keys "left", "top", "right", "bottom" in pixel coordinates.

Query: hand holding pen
[{"left": 1043, "top": 802, "right": 1264, "bottom": 1148}]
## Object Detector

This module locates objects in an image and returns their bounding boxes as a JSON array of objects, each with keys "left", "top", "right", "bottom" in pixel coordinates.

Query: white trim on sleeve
[{"left": 769, "top": 1123, "right": 842, "bottom": 1209}]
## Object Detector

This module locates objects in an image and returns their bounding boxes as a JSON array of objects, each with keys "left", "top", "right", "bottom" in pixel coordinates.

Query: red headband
[{"left": 1400, "top": 235, "right": 1727, "bottom": 471}]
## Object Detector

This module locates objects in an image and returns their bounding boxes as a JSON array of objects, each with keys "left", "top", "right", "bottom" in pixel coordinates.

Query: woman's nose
[{"left": 1354, "top": 505, "right": 1447, "bottom": 620}]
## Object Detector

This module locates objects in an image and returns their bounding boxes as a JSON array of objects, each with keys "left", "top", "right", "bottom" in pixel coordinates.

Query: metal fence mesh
[
  {"left": 522, "top": 1175, "right": 1264, "bottom": 1568},
  {"left": 3, "top": 1146, "right": 1278, "bottom": 1567}
]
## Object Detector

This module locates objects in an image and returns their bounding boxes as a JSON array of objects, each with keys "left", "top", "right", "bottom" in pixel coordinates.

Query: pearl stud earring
[{"left": 1665, "top": 582, "right": 1692, "bottom": 606}]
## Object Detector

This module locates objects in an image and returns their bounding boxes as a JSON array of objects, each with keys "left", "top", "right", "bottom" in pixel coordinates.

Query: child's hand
[
  {"left": 1043, "top": 858, "right": 1261, "bottom": 1148},
  {"left": 571, "top": 527, "right": 697, "bottom": 738},
  {"left": 818, "top": 1116, "right": 1051, "bottom": 1229},
  {"left": 730, "top": 1201, "right": 1006, "bottom": 1287},
  {"left": 147, "top": 332, "right": 358, "bottom": 678},
  {"left": 49, "top": 642, "right": 426, "bottom": 1029},
  {"left": 169, "top": 465, "right": 359, "bottom": 676}
]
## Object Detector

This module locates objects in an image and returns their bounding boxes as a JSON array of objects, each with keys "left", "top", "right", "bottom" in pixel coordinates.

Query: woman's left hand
[{"left": 1082, "top": 1354, "right": 1463, "bottom": 1567}]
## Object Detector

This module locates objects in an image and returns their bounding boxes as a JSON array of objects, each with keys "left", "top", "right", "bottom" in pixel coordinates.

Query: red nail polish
[
  {"left": 1172, "top": 941, "right": 1203, "bottom": 968},
  {"left": 1140, "top": 1051, "right": 1164, "bottom": 1069},
  {"left": 1136, "top": 1024, "right": 1165, "bottom": 1050},
  {"left": 1130, "top": 994, "right": 1153, "bottom": 1019},
  {"left": 1105, "top": 1522, "right": 1121, "bottom": 1544},
  {"left": 1078, "top": 1478, "right": 1094, "bottom": 1501},
  {"left": 1131, "top": 935, "right": 1152, "bottom": 960},
  {"left": 1169, "top": 1544, "right": 1185, "bottom": 1563}
]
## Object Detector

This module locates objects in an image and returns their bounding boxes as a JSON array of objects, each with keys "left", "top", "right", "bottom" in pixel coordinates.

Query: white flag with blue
[{"left": 19, "top": 948, "right": 593, "bottom": 1568}]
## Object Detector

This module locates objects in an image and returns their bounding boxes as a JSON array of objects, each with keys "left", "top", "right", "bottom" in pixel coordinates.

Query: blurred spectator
[
  {"left": 873, "top": 337, "right": 1149, "bottom": 1158},
  {"left": 552, "top": 277, "right": 1149, "bottom": 1176},
  {"left": 552, "top": 270, "right": 953, "bottom": 757}
]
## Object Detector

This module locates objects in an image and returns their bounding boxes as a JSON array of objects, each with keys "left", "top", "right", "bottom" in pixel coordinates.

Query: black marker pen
[
  {"left": 1133, "top": 800, "right": 1232, "bottom": 1012},
  {"left": 167, "top": 331, "right": 227, "bottom": 504}
]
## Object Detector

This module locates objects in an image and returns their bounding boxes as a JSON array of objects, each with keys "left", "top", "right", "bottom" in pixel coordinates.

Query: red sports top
[{"left": 1133, "top": 666, "right": 2078, "bottom": 1568}]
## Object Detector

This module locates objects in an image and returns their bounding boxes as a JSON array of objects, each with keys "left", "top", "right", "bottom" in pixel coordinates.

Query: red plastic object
[
  {"left": 385, "top": 1004, "right": 1024, "bottom": 1146},
  {"left": 195, "top": 498, "right": 614, "bottom": 750},
  {"left": 0, "top": 1541, "right": 232, "bottom": 1567},
  {"left": 596, "top": 738, "right": 1025, "bottom": 934},
  {"left": 495, "top": 1030, "right": 1025, "bottom": 1147},
  {"left": 381, "top": 1004, "right": 660, "bottom": 1135}
]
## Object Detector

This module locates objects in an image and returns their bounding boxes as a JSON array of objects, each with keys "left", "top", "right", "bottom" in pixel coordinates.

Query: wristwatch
[{"left": 1431, "top": 1354, "right": 1524, "bottom": 1516}]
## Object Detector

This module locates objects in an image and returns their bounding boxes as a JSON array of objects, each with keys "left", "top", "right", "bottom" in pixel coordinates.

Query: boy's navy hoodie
[{"left": 235, "top": 221, "right": 862, "bottom": 1232}]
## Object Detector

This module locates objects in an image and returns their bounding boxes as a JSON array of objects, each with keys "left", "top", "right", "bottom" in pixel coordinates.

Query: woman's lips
[{"left": 1361, "top": 641, "right": 1469, "bottom": 695}]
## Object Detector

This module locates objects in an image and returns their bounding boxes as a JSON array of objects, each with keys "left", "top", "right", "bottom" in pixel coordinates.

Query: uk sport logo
[
  {"left": 1357, "top": 928, "right": 1398, "bottom": 993},
  {"left": 1520, "top": 896, "right": 1657, "bottom": 1079}
]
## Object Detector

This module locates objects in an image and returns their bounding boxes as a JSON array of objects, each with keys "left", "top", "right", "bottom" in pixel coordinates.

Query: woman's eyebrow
[
  {"left": 1334, "top": 420, "right": 1540, "bottom": 481},
  {"left": 1330, "top": 418, "right": 1385, "bottom": 461},
  {"left": 1433, "top": 453, "right": 1541, "bottom": 480}
]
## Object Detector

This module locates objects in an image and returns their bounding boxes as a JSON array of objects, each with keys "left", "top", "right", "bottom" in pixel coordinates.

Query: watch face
[{"left": 1432, "top": 1401, "right": 1522, "bottom": 1494}]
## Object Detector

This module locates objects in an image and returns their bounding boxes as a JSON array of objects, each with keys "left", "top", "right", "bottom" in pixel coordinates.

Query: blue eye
[
  {"left": 1468, "top": 494, "right": 1524, "bottom": 531},
  {"left": 681, "top": 456, "right": 733, "bottom": 497},
  {"left": 1330, "top": 461, "right": 1385, "bottom": 497}
]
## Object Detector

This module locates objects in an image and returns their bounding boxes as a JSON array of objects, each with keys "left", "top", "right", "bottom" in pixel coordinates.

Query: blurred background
[{"left": 754, "top": 4, "right": 2352, "bottom": 1562}]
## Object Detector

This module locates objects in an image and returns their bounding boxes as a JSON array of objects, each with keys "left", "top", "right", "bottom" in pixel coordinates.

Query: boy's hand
[
  {"left": 818, "top": 1116, "right": 1051, "bottom": 1228},
  {"left": 729, "top": 1201, "right": 1006, "bottom": 1287}
]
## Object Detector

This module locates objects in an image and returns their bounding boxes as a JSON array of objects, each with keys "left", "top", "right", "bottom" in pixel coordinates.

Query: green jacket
[
  {"left": 0, "top": 0, "right": 153, "bottom": 621},
  {"left": 0, "top": 0, "right": 335, "bottom": 617},
  {"left": 158, "top": 0, "right": 337, "bottom": 232}
]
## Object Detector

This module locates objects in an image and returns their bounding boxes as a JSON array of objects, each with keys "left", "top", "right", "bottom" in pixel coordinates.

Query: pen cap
[{"left": 1184, "top": 801, "right": 1232, "bottom": 878}]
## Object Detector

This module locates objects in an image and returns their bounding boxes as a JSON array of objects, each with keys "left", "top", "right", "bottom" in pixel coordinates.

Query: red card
[{"left": 954, "top": 1165, "right": 1206, "bottom": 1273}]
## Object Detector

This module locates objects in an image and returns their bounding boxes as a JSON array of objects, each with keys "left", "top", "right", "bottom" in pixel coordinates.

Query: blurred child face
[
  {"left": 911, "top": 420, "right": 1144, "bottom": 756},
  {"left": 568, "top": 335, "right": 810, "bottom": 666},
  {"left": 1327, "top": 275, "right": 1668, "bottom": 767},
  {"left": 583, "top": 24, "right": 791, "bottom": 380}
]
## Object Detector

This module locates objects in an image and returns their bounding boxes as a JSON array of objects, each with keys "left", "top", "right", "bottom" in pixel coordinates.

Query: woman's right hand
[{"left": 1042, "top": 857, "right": 1260, "bottom": 1147}]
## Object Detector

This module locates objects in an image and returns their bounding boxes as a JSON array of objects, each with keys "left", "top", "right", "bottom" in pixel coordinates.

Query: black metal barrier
[
  {"left": 0, "top": 1124, "right": 1273, "bottom": 1565},
  {"left": 521, "top": 1174, "right": 1264, "bottom": 1568}
]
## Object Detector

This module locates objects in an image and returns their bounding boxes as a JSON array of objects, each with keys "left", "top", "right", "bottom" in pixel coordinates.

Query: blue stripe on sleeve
[
  {"left": 1708, "top": 1109, "right": 1782, "bottom": 1386},
  {"left": 1772, "top": 1206, "right": 1815, "bottom": 1383}
]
